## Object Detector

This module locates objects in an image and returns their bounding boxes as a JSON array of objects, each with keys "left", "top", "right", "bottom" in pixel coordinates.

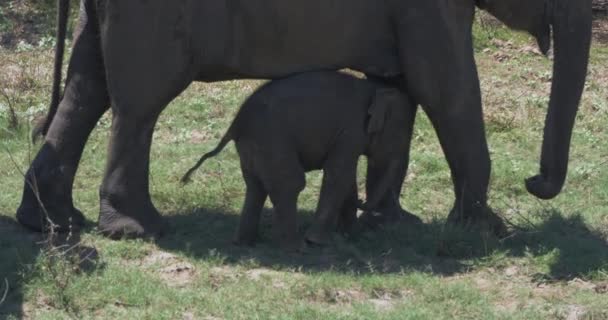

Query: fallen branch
[{"left": 0, "top": 278, "right": 8, "bottom": 306}]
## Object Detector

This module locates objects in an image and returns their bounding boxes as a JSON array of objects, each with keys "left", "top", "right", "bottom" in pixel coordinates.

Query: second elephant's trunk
[{"left": 526, "top": 0, "right": 592, "bottom": 199}]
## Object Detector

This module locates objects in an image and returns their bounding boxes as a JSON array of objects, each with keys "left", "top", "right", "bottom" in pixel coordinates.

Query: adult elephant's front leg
[
  {"left": 398, "top": 3, "right": 506, "bottom": 236},
  {"left": 17, "top": 0, "right": 109, "bottom": 232},
  {"left": 415, "top": 58, "right": 506, "bottom": 236}
]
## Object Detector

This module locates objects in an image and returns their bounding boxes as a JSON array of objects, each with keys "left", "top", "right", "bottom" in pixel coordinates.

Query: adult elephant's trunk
[{"left": 526, "top": 0, "right": 592, "bottom": 199}]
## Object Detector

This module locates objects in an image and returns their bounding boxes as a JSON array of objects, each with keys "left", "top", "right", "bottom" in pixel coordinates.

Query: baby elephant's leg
[
  {"left": 234, "top": 170, "right": 267, "bottom": 246},
  {"left": 264, "top": 153, "right": 306, "bottom": 250},
  {"left": 268, "top": 188, "right": 301, "bottom": 250}
]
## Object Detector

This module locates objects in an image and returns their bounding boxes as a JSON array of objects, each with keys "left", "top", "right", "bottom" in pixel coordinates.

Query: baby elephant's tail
[{"left": 181, "top": 129, "right": 234, "bottom": 184}]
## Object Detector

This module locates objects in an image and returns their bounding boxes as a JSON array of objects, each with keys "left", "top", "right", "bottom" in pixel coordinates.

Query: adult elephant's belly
[{"left": 192, "top": 0, "right": 401, "bottom": 81}]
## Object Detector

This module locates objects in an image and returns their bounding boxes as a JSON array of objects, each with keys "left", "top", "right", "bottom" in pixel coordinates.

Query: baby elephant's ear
[{"left": 367, "top": 88, "right": 402, "bottom": 134}]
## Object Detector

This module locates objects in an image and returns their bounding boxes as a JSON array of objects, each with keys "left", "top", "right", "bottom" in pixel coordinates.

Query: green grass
[{"left": 1, "top": 22, "right": 608, "bottom": 319}]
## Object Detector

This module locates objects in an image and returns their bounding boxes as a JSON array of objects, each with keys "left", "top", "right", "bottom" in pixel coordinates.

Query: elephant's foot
[
  {"left": 233, "top": 219, "right": 260, "bottom": 246},
  {"left": 16, "top": 164, "right": 85, "bottom": 233},
  {"left": 233, "top": 231, "right": 257, "bottom": 247},
  {"left": 337, "top": 219, "right": 361, "bottom": 239},
  {"left": 446, "top": 205, "right": 508, "bottom": 237},
  {"left": 304, "top": 225, "right": 332, "bottom": 247},
  {"left": 269, "top": 228, "right": 300, "bottom": 252},
  {"left": 98, "top": 199, "right": 167, "bottom": 239},
  {"left": 359, "top": 205, "right": 422, "bottom": 229},
  {"left": 233, "top": 238, "right": 255, "bottom": 247},
  {"left": 17, "top": 203, "right": 85, "bottom": 233}
]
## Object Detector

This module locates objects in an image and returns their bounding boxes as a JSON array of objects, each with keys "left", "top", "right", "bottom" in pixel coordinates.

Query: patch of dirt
[
  {"left": 207, "top": 266, "right": 240, "bottom": 290},
  {"left": 245, "top": 268, "right": 293, "bottom": 281},
  {"left": 460, "top": 270, "right": 560, "bottom": 313},
  {"left": 141, "top": 250, "right": 198, "bottom": 288},
  {"left": 568, "top": 278, "right": 597, "bottom": 291},
  {"left": 22, "top": 289, "right": 54, "bottom": 318},
  {"left": 462, "top": 268, "right": 608, "bottom": 317},
  {"left": 142, "top": 251, "right": 178, "bottom": 265},
  {"left": 484, "top": 39, "right": 546, "bottom": 64},
  {"left": 0, "top": 1, "right": 54, "bottom": 49},
  {"left": 189, "top": 129, "right": 210, "bottom": 143},
  {"left": 504, "top": 266, "right": 519, "bottom": 277},
  {"left": 306, "top": 286, "right": 409, "bottom": 313},
  {"left": 558, "top": 305, "right": 588, "bottom": 320},
  {"left": 368, "top": 298, "right": 393, "bottom": 311},
  {"left": 245, "top": 268, "right": 284, "bottom": 289},
  {"left": 320, "top": 288, "right": 367, "bottom": 305},
  {"left": 594, "top": 282, "right": 608, "bottom": 294},
  {"left": 593, "top": 14, "right": 608, "bottom": 44},
  {"left": 182, "top": 313, "right": 224, "bottom": 320},
  {"left": 369, "top": 288, "right": 411, "bottom": 312},
  {"left": 245, "top": 268, "right": 305, "bottom": 290},
  {"left": 160, "top": 262, "right": 196, "bottom": 288}
]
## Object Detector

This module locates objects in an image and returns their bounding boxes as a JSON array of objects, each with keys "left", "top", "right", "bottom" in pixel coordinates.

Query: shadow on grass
[
  {"left": 0, "top": 216, "right": 104, "bottom": 319},
  {"left": 157, "top": 207, "right": 608, "bottom": 280},
  {"left": 502, "top": 211, "right": 608, "bottom": 280},
  {"left": 0, "top": 216, "right": 40, "bottom": 319},
  {"left": 158, "top": 206, "right": 470, "bottom": 275}
]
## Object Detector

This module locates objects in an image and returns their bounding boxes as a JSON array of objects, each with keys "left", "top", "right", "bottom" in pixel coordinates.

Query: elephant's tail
[
  {"left": 181, "top": 128, "right": 235, "bottom": 184},
  {"left": 32, "top": 0, "right": 71, "bottom": 142}
]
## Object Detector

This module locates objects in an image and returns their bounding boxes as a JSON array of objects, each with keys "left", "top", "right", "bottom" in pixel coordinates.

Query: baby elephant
[{"left": 182, "top": 71, "right": 412, "bottom": 248}]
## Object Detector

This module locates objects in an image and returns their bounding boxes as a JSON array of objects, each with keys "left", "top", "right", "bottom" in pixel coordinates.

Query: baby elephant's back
[{"left": 238, "top": 71, "right": 373, "bottom": 138}]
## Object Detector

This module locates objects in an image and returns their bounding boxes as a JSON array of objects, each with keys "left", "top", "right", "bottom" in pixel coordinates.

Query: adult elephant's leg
[
  {"left": 359, "top": 75, "right": 420, "bottom": 226},
  {"left": 17, "top": 0, "right": 109, "bottom": 232},
  {"left": 98, "top": 111, "right": 165, "bottom": 238},
  {"left": 397, "top": 4, "right": 506, "bottom": 235},
  {"left": 336, "top": 184, "right": 358, "bottom": 235},
  {"left": 413, "top": 55, "right": 506, "bottom": 235},
  {"left": 97, "top": 2, "right": 194, "bottom": 238},
  {"left": 362, "top": 99, "right": 420, "bottom": 226},
  {"left": 427, "top": 104, "right": 505, "bottom": 234},
  {"left": 98, "top": 84, "right": 191, "bottom": 239}
]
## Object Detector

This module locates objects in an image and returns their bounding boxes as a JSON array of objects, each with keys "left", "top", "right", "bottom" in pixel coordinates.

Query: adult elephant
[{"left": 17, "top": 0, "right": 592, "bottom": 239}]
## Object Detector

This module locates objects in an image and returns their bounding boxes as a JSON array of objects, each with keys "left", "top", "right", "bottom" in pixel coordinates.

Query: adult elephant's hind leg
[
  {"left": 98, "top": 111, "right": 165, "bottom": 238},
  {"left": 97, "top": 2, "right": 194, "bottom": 238},
  {"left": 17, "top": 0, "right": 109, "bottom": 232},
  {"left": 98, "top": 80, "right": 192, "bottom": 239}
]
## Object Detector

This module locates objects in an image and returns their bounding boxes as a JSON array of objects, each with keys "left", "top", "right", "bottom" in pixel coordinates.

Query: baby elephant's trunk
[{"left": 181, "top": 129, "right": 234, "bottom": 184}]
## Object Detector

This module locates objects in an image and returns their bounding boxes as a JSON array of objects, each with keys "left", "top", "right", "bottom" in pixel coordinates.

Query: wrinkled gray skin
[
  {"left": 181, "top": 71, "right": 413, "bottom": 246},
  {"left": 17, "top": 0, "right": 592, "bottom": 239}
]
